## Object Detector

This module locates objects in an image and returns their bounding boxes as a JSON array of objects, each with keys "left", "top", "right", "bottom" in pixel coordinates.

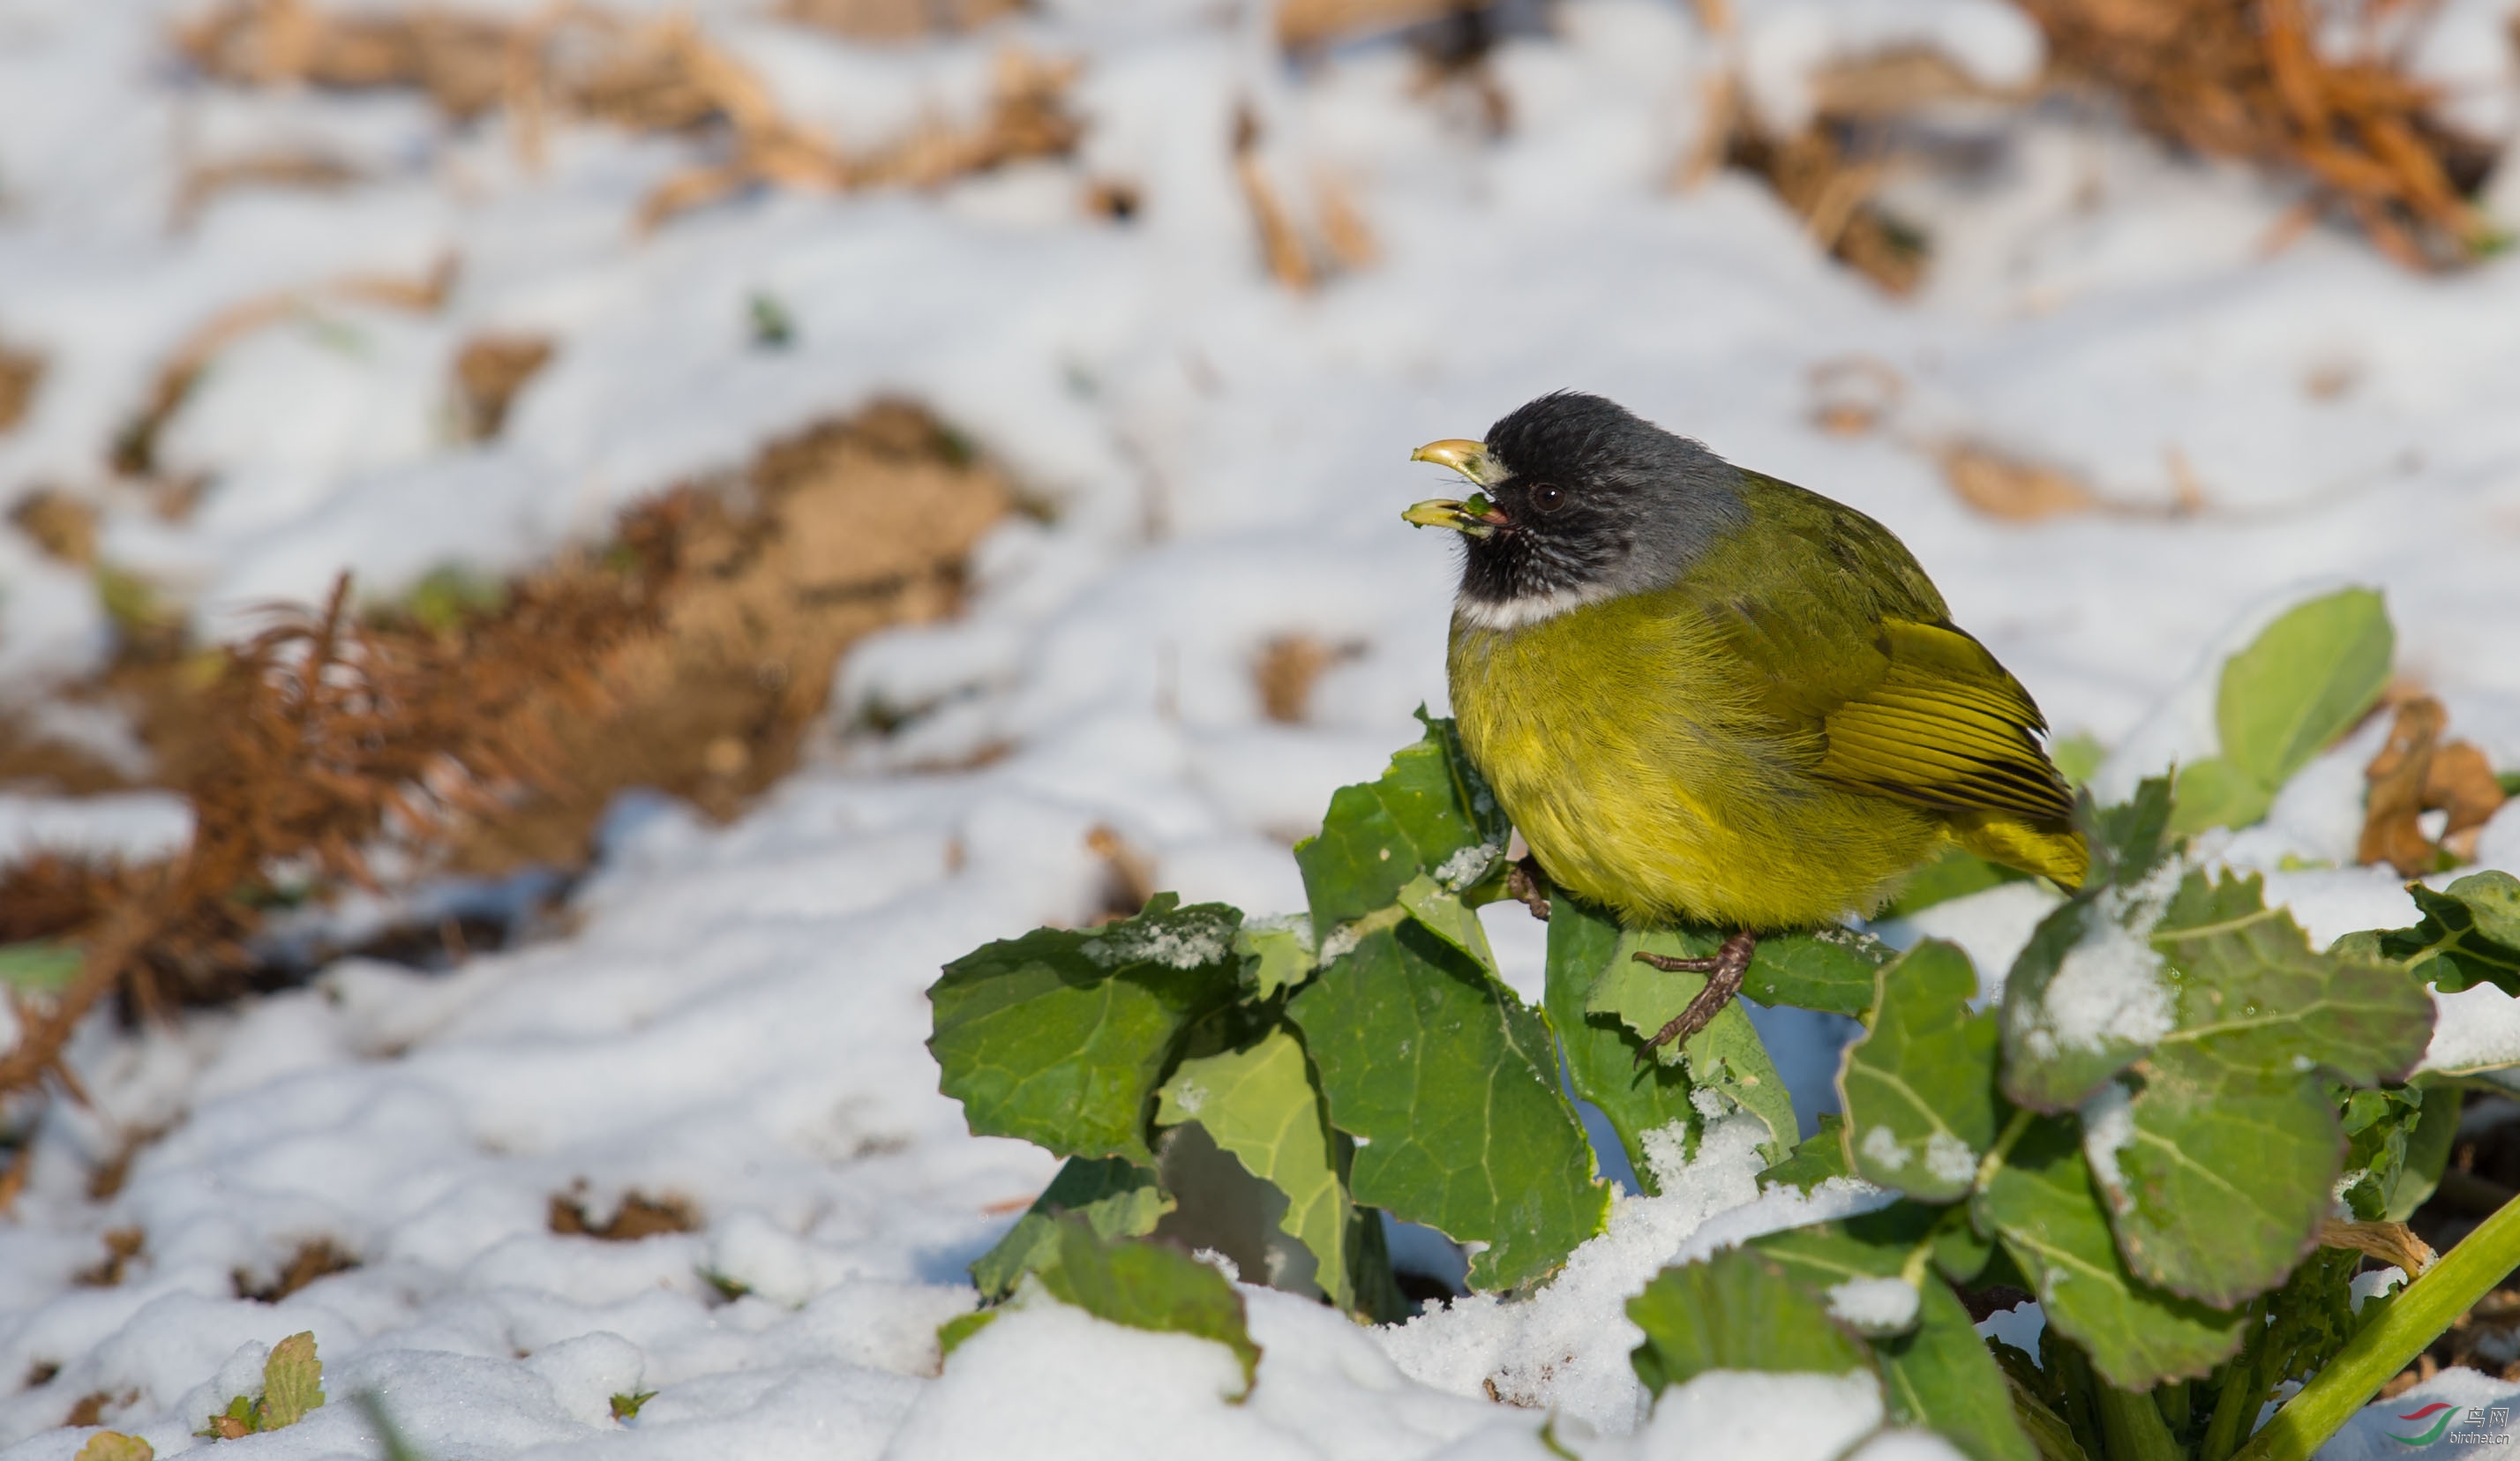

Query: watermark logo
[{"left": 2387, "top": 1401, "right": 2512, "bottom": 1447}]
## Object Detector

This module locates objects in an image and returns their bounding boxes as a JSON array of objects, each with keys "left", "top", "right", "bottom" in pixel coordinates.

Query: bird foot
[
  {"left": 1631, "top": 930, "right": 1757, "bottom": 1066},
  {"left": 1506, "top": 856, "right": 1551, "bottom": 922}
]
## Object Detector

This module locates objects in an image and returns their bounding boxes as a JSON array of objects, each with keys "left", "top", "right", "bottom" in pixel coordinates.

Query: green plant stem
[
  {"left": 2234, "top": 1190, "right": 2520, "bottom": 1461},
  {"left": 2096, "top": 1374, "right": 2184, "bottom": 1461},
  {"left": 2195, "top": 1300, "right": 2266, "bottom": 1461}
]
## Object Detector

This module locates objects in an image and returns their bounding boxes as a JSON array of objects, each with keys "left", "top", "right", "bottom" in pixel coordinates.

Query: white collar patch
[{"left": 1453, "top": 583, "right": 1614, "bottom": 633}]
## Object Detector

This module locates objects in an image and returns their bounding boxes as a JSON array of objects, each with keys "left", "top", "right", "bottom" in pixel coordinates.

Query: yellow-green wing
[{"left": 1816, "top": 618, "right": 2074, "bottom": 826}]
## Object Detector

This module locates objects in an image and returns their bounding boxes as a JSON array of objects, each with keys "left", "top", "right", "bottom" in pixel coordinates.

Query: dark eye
[{"left": 1530, "top": 483, "right": 1566, "bottom": 513}]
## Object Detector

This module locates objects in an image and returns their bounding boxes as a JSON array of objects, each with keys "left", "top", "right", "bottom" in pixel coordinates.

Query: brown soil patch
[
  {"left": 551, "top": 1188, "right": 701, "bottom": 1240},
  {"left": 447, "top": 401, "right": 1008, "bottom": 872}
]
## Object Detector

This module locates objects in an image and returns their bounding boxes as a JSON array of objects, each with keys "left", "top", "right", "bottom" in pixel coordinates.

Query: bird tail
[{"left": 1950, "top": 816, "right": 2089, "bottom": 890}]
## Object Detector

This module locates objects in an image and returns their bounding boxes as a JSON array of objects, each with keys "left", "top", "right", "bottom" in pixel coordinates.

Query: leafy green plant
[
  {"left": 928, "top": 593, "right": 2520, "bottom": 1461},
  {"left": 930, "top": 713, "right": 1884, "bottom": 1315},
  {"left": 199, "top": 1330, "right": 324, "bottom": 1440}
]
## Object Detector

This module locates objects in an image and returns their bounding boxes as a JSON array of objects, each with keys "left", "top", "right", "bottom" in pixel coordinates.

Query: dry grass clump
[
  {"left": 2014, "top": 0, "right": 2501, "bottom": 266},
  {"left": 0, "top": 401, "right": 1009, "bottom": 1135},
  {"left": 172, "top": 0, "right": 1084, "bottom": 228}
]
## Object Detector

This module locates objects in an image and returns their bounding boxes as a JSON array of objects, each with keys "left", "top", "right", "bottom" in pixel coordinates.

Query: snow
[
  {"left": 1825, "top": 1276, "right": 1921, "bottom": 1336},
  {"left": 0, "top": 791, "right": 194, "bottom": 867},
  {"left": 3, "top": 0, "right": 2520, "bottom": 1455}
]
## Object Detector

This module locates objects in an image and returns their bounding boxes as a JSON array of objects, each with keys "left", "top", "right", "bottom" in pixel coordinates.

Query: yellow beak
[{"left": 1410, "top": 438, "right": 1502, "bottom": 487}]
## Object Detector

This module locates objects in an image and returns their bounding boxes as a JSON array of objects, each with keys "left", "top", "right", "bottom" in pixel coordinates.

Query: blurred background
[{"left": 3, "top": 0, "right": 2520, "bottom": 1445}]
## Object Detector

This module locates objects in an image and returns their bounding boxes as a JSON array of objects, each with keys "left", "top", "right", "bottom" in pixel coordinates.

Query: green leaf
[
  {"left": 2148, "top": 871, "right": 2435, "bottom": 1085},
  {"left": 1395, "top": 873, "right": 1500, "bottom": 972},
  {"left": 74, "top": 1435, "right": 154, "bottom": 1461},
  {"left": 1294, "top": 712, "right": 1507, "bottom": 936},
  {"left": 2166, "top": 757, "right": 2274, "bottom": 836},
  {"left": 2051, "top": 732, "right": 2105, "bottom": 790},
  {"left": 258, "top": 1330, "right": 324, "bottom": 1430},
  {"left": 1755, "top": 1217, "right": 2037, "bottom": 1461},
  {"left": 936, "top": 1309, "right": 999, "bottom": 1357},
  {"left": 930, "top": 894, "right": 1243, "bottom": 1166},
  {"left": 2388, "top": 1083, "right": 2461, "bottom": 1221},
  {"left": 609, "top": 1389, "right": 657, "bottom": 1421},
  {"left": 2381, "top": 871, "right": 2520, "bottom": 995},
  {"left": 2214, "top": 588, "right": 2393, "bottom": 790},
  {"left": 1586, "top": 925, "right": 1798, "bottom": 1164},
  {"left": 1157, "top": 1027, "right": 1353, "bottom": 1311},
  {"left": 2080, "top": 1064, "right": 2339, "bottom": 1308},
  {"left": 1839, "top": 940, "right": 2003, "bottom": 1203},
  {"left": 1627, "top": 1247, "right": 1873, "bottom": 1395},
  {"left": 1742, "top": 926, "right": 1896, "bottom": 1017},
  {"left": 1882, "top": 847, "right": 2030, "bottom": 921},
  {"left": 0, "top": 940, "right": 83, "bottom": 993},
  {"left": 970, "top": 1156, "right": 1174, "bottom": 1300},
  {"left": 1287, "top": 920, "right": 1608, "bottom": 1289},
  {"left": 1973, "top": 1117, "right": 2244, "bottom": 1389},
  {"left": 1235, "top": 919, "right": 1316, "bottom": 1000},
  {"left": 1037, "top": 1218, "right": 1262, "bottom": 1396},
  {"left": 1543, "top": 894, "right": 1706, "bottom": 1196},
  {"left": 1759, "top": 1113, "right": 1854, "bottom": 1195}
]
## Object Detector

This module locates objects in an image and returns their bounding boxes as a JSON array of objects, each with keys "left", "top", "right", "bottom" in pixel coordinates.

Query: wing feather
[{"left": 1815, "top": 618, "right": 2074, "bottom": 823}]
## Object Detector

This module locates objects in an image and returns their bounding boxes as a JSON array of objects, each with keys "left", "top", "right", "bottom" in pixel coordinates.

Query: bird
[{"left": 1402, "top": 391, "right": 2085, "bottom": 1057}]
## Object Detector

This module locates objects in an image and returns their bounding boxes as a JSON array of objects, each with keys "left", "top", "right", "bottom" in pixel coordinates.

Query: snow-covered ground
[{"left": 6, "top": 0, "right": 2520, "bottom": 1454}]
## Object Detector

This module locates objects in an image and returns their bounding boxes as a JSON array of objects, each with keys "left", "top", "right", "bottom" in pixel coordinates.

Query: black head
[{"left": 1406, "top": 392, "right": 1744, "bottom": 627}]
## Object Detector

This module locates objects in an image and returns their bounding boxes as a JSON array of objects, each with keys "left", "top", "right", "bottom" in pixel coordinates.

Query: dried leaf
[
  {"left": 1942, "top": 444, "right": 2097, "bottom": 522},
  {"left": 73, "top": 1434, "right": 153, "bottom": 1461}
]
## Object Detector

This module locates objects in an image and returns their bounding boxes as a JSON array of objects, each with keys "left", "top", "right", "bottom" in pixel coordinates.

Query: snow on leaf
[
  {"left": 1753, "top": 1210, "right": 2038, "bottom": 1461},
  {"left": 1627, "top": 1247, "right": 1873, "bottom": 1396},
  {"left": 1294, "top": 712, "right": 1508, "bottom": 937},
  {"left": 1759, "top": 1113, "right": 1856, "bottom": 1195},
  {"left": 1838, "top": 940, "right": 2001, "bottom": 1203},
  {"left": 1286, "top": 919, "right": 1607, "bottom": 1290},
  {"left": 930, "top": 893, "right": 1242, "bottom": 1167}
]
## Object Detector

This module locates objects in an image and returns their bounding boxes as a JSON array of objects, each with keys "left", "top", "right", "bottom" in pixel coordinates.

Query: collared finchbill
[{"left": 1410, "top": 438, "right": 1503, "bottom": 487}]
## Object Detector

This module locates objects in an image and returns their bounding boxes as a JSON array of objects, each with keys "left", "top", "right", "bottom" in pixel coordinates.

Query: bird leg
[
  {"left": 1631, "top": 930, "right": 1757, "bottom": 1065},
  {"left": 1505, "top": 856, "right": 1551, "bottom": 922}
]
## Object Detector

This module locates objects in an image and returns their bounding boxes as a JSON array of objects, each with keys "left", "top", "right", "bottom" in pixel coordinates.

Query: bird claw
[
  {"left": 1506, "top": 856, "right": 1551, "bottom": 922},
  {"left": 1631, "top": 930, "right": 1757, "bottom": 1067}
]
